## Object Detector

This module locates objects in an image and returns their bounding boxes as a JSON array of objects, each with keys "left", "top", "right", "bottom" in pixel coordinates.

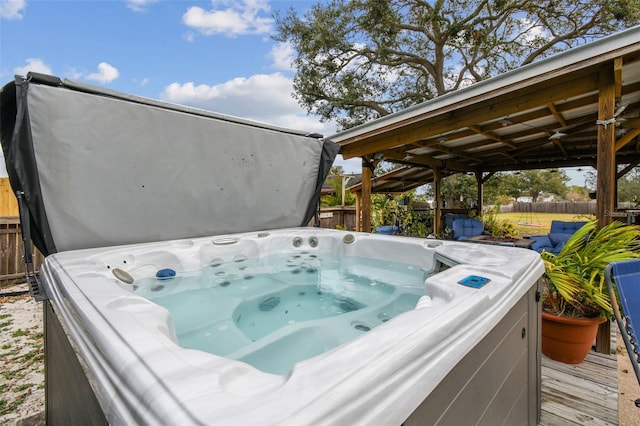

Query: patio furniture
[
  {"left": 444, "top": 213, "right": 469, "bottom": 233},
  {"left": 605, "top": 259, "right": 640, "bottom": 408},
  {"left": 528, "top": 220, "right": 588, "bottom": 254},
  {"left": 466, "top": 235, "right": 535, "bottom": 249},
  {"left": 376, "top": 225, "right": 399, "bottom": 235},
  {"left": 452, "top": 218, "right": 484, "bottom": 241}
]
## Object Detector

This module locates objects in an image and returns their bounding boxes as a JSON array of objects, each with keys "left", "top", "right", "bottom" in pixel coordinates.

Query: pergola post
[
  {"left": 361, "top": 158, "right": 373, "bottom": 233},
  {"left": 355, "top": 192, "right": 361, "bottom": 232},
  {"left": 595, "top": 63, "right": 617, "bottom": 355},
  {"left": 596, "top": 65, "right": 617, "bottom": 229},
  {"left": 433, "top": 168, "right": 442, "bottom": 234},
  {"left": 475, "top": 171, "right": 484, "bottom": 216}
]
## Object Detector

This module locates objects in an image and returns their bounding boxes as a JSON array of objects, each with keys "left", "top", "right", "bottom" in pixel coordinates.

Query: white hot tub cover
[{"left": 0, "top": 73, "right": 338, "bottom": 255}]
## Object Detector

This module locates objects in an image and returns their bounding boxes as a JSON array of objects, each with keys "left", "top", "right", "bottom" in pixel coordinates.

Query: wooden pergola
[{"left": 329, "top": 26, "right": 640, "bottom": 235}]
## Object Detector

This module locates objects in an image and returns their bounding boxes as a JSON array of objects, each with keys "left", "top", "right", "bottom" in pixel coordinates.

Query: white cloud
[
  {"left": 183, "top": 31, "right": 196, "bottom": 42},
  {"left": 160, "top": 72, "right": 337, "bottom": 136},
  {"left": 86, "top": 62, "right": 119, "bottom": 83},
  {"left": 0, "top": 0, "right": 26, "bottom": 20},
  {"left": 15, "top": 62, "right": 119, "bottom": 85},
  {"left": 517, "top": 18, "right": 549, "bottom": 43},
  {"left": 161, "top": 72, "right": 295, "bottom": 116},
  {"left": 64, "top": 67, "right": 83, "bottom": 80},
  {"left": 269, "top": 42, "right": 295, "bottom": 71},
  {"left": 182, "top": 0, "right": 273, "bottom": 37},
  {"left": 14, "top": 58, "right": 52, "bottom": 76},
  {"left": 125, "top": 0, "right": 158, "bottom": 13}
]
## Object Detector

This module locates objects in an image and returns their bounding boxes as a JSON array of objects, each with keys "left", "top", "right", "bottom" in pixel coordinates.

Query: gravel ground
[
  {"left": 617, "top": 333, "right": 640, "bottom": 426},
  {"left": 1, "top": 284, "right": 638, "bottom": 425},
  {"left": 0, "top": 286, "right": 45, "bottom": 425}
]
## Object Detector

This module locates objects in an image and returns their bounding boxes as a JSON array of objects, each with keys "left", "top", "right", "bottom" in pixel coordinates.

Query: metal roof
[{"left": 331, "top": 25, "right": 640, "bottom": 193}]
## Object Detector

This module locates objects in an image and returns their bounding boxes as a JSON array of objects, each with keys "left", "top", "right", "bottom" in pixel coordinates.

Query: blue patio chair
[
  {"left": 452, "top": 218, "right": 484, "bottom": 241},
  {"left": 605, "top": 259, "right": 640, "bottom": 408},
  {"left": 528, "top": 220, "right": 588, "bottom": 254}
]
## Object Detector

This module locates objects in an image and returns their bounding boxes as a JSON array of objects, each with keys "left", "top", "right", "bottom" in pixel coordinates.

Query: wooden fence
[
  {"left": 501, "top": 202, "right": 637, "bottom": 215},
  {"left": 0, "top": 178, "right": 19, "bottom": 216},
  {"left": 1, "top": 217, "right": 44, "bottom": 286},
  {"left": 503, "top": 202, "right": 596, "bottom": 215},
  {"left": 308, "top": 206, "right": 358, "bottom": 230}
]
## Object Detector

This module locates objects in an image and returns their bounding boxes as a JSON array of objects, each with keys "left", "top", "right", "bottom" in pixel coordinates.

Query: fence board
[
  {"left": 511, "top": 202, "right": 596, "bottom": 215},
  {"left": 308, "top": 206, "right": 357, "bottom": 230},
  {"left": 0, "top": 178, "right": 19, "bottom": 216},
  {"left": 0, "top": 217, "right": 44, "bottom": 286}
]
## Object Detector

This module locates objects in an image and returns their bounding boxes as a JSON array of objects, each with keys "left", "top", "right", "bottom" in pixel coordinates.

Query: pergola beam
[
  {"left": 469, "top": 125, "right": 518, "bottom": 149},
  {"left": 616, "top": 128, "right": 640, "bottom": 152},
  {"left": 339, "top": 71, "right": 600, "bottom": 159},
  {"left": 547, "top": 102, "right": 567, "bottom": 127},
  {"left": 617, "top": 159, "right": 640, "bottom": 180}
]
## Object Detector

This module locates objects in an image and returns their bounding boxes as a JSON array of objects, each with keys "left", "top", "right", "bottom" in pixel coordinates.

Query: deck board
[{"left": 539, "top": 327, "right": 618, "bottom": 426}]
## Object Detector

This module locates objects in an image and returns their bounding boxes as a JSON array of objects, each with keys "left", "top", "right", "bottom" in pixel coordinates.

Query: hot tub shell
[{"left": 40, "top": 229, "right": 543, "bottom": 425}]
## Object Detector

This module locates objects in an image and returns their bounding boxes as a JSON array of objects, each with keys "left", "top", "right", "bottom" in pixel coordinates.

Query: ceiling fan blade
[{"left": 548, "top": 131, "right": 567, "bottom": 140}]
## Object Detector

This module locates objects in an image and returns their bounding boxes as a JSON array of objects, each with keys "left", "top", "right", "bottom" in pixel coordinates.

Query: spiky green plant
[
  {"left": 541, "top": 219, "right": 640, "bottom": 318},
  {"left": 480, "top": 206, "right": 520, "bottom": 238}
]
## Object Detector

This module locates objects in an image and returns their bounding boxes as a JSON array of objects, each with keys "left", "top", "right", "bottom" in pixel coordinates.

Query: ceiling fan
[{"left": 504, "top": 119, "right": 570, "bottom": 141}]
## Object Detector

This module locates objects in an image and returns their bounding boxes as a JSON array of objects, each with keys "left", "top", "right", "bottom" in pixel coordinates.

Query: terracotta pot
[{"left": 541, "top": 311, "right": 606, "bottom": 364}]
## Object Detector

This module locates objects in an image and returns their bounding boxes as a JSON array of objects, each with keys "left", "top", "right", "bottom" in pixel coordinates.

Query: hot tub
[
  {"left": 1, "top": 75, "right": 544, "bottom": 425},
  {"left": 41, "top": 228, "right": 543, "bottom": 425}
]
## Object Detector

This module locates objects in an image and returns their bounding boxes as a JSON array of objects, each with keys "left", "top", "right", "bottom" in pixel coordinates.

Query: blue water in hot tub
[{"left": 133, "top": 251, "right": 428, "bottom": 374}]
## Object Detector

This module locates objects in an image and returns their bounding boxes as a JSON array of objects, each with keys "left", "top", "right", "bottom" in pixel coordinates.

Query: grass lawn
[{"left": 494, "top": 212, "right": 594, "bottom": 236}]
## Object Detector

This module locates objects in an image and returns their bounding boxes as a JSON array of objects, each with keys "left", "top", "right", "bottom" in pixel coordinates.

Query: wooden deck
[{"left": 540, "top": 331, "right": 618, "bottom": 425}]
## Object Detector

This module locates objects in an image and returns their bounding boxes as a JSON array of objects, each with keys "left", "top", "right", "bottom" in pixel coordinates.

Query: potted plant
[{"left": 540, "top": 219, "right": 640, "bottom": 364}]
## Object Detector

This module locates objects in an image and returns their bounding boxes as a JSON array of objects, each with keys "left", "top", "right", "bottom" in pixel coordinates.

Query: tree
[
  {"left": 565, "top": 185, "right": 590, "bottom": 202},
  {"left": 275, "top": 0, "right": 639, "bottom": 129},
  {"left": 497, "top": 172, "right": 528, "bottom": 201},
  {"left": 519, "top": 169, "right": 570, "bottom": 202},
  {"left": 617, "top": 166, "right": 640, "bottom": 204},
  {"left": 321, "top": 166, "right": 357, "bottom": 206},
  {"left": 436, "top": 169, "right": 570, "bottom": 206},
  {"left": 583, "top": 166, "right": 640, "bottom": 203},
  {"left": 440, "top": 174, "right": 477, "bottom": 207},
  {"left": 484, "top": 172, "right": 517, "bottom": 204},
  {"left": 585, "top": 170, "right": 597, "bottom": 191}
]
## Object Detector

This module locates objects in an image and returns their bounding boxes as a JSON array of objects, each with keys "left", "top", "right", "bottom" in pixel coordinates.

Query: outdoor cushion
[
  {"left": 452, "top": 218, "right": 484, "bottom": 241},
  {"left": 551, "top": 241, "right": 567, "bottom": 254},
  {"left": 445, "top": 213, "right": 469, "bottom": 231},
  {"left": 377, "top": 225, "right": 399, "bottom": 235},
  {"left": 549, "top": 220, "right": 587, "bottom": 234},
  {"left": 548, "top": 233, "right": 572, "bottom": 246},
  {"left": 529, "top": 235, "right": 552, "bottom": 251}
]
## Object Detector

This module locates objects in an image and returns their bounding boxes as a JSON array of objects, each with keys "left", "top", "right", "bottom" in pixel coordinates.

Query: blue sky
[
  {"left": 0, "top": 0, "right": 586, "bottom": 185},
  {"left": 0, "top": 0, "right": 362, "bottom": 178}
]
